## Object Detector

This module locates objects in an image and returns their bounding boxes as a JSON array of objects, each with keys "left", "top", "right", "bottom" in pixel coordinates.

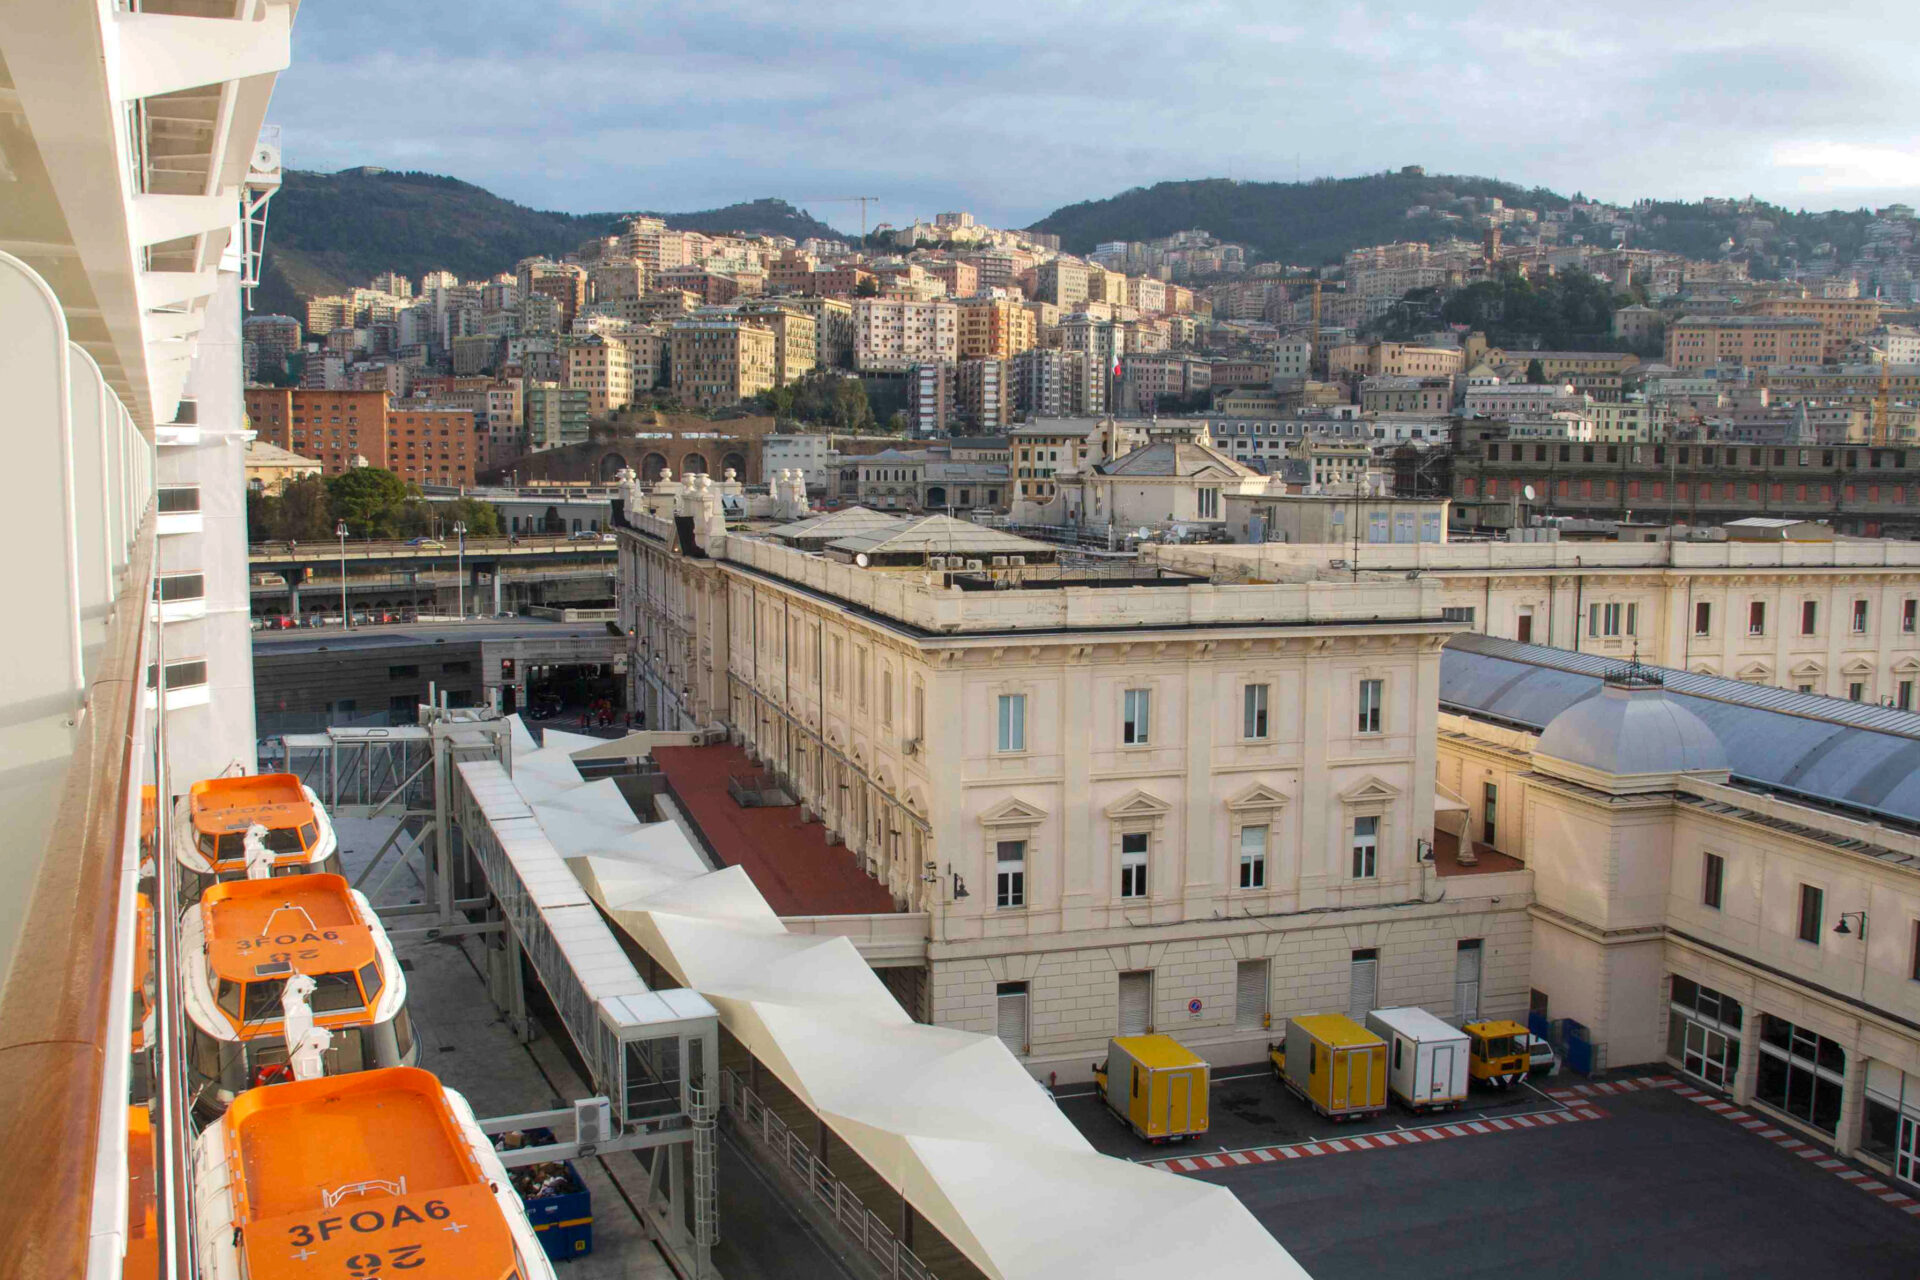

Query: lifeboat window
[
  {"left": 243, "top": 979, "right": 286, "bottom": 1023},
  {"left": 263, "top": 826, "right": 304, "bottom": 854},
  {"left": 358, "top": 961, "right": 384, "bottom": 1007},
  {"left": 299, "top": 822, "right": 317, "bottom": 848},
  {"left": 311, "top": 972, "right": 364, "bottom": 1014},
  {"left": 215, "top": 832, "right": 246, "bottom": 859},
  {"left": 216, "top": 979, "right": 244, "bottom": 1019},
  {"left": 199, "top": 832, "right": 217, "bottom": 854},
  {"left": 393, "top": 1007, "right": 414, "bottom": 1059}
]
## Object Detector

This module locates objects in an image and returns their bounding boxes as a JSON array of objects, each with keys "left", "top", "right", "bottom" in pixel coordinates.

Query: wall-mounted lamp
[
  {"left": 946, "top": 863, "right": 970, "bottom": 901},
  {"left": 1415, "top": 837, "right": 1434, "bottom": 864},
  {"left": 1834, "top": 911, "right": 1868, "bottom": 940}
]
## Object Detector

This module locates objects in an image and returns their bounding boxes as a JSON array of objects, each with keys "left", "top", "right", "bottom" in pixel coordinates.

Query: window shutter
[
  {"left": 1348, "top": 955, "right": 1378, "bottom": 1020},
  {"left": 1235, "top": 960, "right": 1269, "bottom": 1030},
  {"left": 1454, "top": 943, "right": 1483, "bottom": 1023},
  {"left": 996, "top": 986, "right": 1028, "bottom": 1054},
  {"left": 1117, "top": 971, "right": 1152, "bottom": 1036}
]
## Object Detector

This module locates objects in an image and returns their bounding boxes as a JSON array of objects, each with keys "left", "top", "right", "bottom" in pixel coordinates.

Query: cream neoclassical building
[
  {"left": 617, "top": 477, "right": 1534, "bottom": 1079},
  {"left": 1151, "top": 538, "right": 1920, "bottom": 706},
  {"left": 1438, "top": 633, "right": 1920, "bottom": 1187}
]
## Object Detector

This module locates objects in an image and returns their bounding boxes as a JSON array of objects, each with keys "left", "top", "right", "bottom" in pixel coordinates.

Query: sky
[{"left": 268, "top": 1, "right": 1920, "bottom": 234}]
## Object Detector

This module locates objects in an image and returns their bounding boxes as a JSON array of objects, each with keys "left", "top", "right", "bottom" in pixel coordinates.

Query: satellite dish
[
  {"left": 1522, "top": 485, "right": 1537, "bottom": 502},
  {"left": 855, "top": 553, "right": 869, "bottom": 567}
]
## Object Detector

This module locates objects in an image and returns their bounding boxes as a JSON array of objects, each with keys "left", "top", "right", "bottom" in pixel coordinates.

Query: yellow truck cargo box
[
  {"left": 1099, "top": 1035, "right": 1209, "bottom": 1142},
  {"left": 1282, "top": 1015, "right": 1388, "bottom": 1120}
]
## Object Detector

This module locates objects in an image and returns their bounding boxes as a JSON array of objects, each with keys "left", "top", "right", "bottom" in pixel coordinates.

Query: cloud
[{"left": 266, "top": 0, "right": 1920, "bottom": 230}]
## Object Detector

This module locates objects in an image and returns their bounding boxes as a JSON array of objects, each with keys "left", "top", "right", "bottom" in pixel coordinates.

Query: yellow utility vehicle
[
  {"left": 1281, "top": 1014, "right": 1388, "bottom": 1121},
  {"left": 1465, "top": 1019, "right": 1532, "bottom": 1090},
  {"left": 1093, "top": 1034, "right": 1210, "bottom": 1143}
]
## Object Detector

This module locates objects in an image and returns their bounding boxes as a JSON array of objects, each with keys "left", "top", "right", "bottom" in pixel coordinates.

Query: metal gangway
[{"left": 285, "top": 704, "right": 720, "bottom": 1277}]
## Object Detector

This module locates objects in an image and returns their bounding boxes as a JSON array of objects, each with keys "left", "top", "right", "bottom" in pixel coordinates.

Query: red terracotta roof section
[
  {"left": 1432, "top": 827, "right": 1526, "bottom": 876},
  {"left": 651, "top": 744, "right": 899, "bottom": 916}
]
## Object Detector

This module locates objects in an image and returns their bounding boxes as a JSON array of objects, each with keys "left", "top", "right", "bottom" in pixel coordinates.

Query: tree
[
  {"left": 854, "top": 277, "right": 880, "bottom": 298},
  {"left": 326, "top": 467, "right": 411, "bottom": 538},
  {"left": 1526, "top": 358, "right": 1547, "bottom": 385}
]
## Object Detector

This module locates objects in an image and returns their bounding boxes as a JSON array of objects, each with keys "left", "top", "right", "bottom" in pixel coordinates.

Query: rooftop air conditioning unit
[
  {"left": 967, "top": 559, "right": 985, "bottom": 570},
  {"left": 1009, "top": 555, "right": 1026, "bottom": 567},
  {"left": 992, "top": 555, "right": 1008, "bottom": 567},
  {"left": 928, "top": 555, "right": 947, "bottom": 569}
]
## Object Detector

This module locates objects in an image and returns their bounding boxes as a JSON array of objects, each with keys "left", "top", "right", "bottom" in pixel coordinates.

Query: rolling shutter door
[
  {"left": 1235, "top": 960, "right": 1269, "bottom": 1030},
  {"left": 996, "top": 983, "right": 1028, "bottom": 1055},
  {"left": 1117, "top": 971, "right": 1152, "bottom": 1036},
  {"left": 1349, "top": 953, "right": 1378, "bottom": 1019}
]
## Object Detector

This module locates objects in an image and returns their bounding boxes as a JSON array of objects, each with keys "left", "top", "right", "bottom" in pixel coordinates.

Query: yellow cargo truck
[
  {"left": 1281, "top": 1014, "right": 1388, "bottom": 1121},
  {"left": 1093, "top": 1034, "right": 1210, "bottom": 1143}
]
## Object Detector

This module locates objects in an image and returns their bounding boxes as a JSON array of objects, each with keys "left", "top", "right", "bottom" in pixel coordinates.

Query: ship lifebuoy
[{"left": 252, "top": 1062, "right": 295, "bottom": 1087}]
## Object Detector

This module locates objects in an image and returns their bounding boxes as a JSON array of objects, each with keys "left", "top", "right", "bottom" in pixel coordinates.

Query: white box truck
[{"left": 1366, "top": 1006, "right": 1469, "bottom": 1112}]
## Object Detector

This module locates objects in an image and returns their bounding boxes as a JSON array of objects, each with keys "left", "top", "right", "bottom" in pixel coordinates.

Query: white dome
[{"left": 1535, "top": 682, "right": 1728, "bottom": 788}]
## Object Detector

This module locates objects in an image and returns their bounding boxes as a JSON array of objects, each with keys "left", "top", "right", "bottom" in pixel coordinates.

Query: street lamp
[
  {"left": 335, "top": 520, "right": 349, "bottom": 630},
  {"left": 1834, "top": 911, "right": 1868, "bottom": 939},
  {"left": 453, "top": 521, "right": 468, "bottom": 619}
]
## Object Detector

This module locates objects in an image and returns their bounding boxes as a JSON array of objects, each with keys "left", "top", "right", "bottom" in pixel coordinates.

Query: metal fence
[{"left": 720, "top": 1068, "right": 935, "bottom": 1280}]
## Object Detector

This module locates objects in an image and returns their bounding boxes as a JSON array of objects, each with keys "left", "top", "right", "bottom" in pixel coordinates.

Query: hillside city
[
  {"left": 246, "top": 178, "right": 1920, "bottom": 545},
  {"left": 11, "top": 6, "right": 1920, "bottom": 1280}
]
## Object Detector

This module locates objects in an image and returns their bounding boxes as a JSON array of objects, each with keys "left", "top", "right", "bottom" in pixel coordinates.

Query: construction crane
[{"left": 804, "top": 196, "right": 882, "bottom": 247}]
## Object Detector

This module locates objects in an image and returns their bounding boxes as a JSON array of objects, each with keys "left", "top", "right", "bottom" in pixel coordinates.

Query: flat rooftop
[{"left": 650, "top": 743, "right": 899, "bottom": 916}]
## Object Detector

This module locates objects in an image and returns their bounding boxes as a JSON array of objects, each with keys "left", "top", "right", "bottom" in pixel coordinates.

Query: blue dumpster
[
  {"left": 523, "top": 1161, "right": 592, "bottom": 1262},
  {"left": 498, "top": 1128, "right": 593, "bottom": 1262}
]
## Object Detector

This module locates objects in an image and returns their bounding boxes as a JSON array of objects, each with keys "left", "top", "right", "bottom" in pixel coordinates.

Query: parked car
[
  {"left": 407, "top": 537, "right": 446, "bottom": 548},
  {"left": 1520, "top": 1032, "right": 1559, "bottom": 1077},
  {"left": 568, "top": 530, "right": 600, "bottom": 541}
]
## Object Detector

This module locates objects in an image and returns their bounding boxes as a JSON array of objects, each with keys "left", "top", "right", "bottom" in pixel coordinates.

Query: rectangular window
[
  {"left": 156, "top": 573, "right": 206, "bottom": 602},
  {"left": 1853, "top": 599, "right": 1869, "bottom": 634},
  {"left": 1482, "top": 782, "right": 1498, "bottom": 846},
  {"left": 1802, "top": 600, "right": 1818, "bottom": 635},
  {"left": 1900, "top": 681, "right": 1913, "bottom": 712},
  {"left": 1850, "top": 683, "right": 1866, "bottom": 703},
  {"left": 1357, "top": 679, "right": 1383, "bottom": 734},
  {"left": 881, "top": 672, "right": 893, "bottom": 725},
  {"left": 1702, "top": 852, "right": 1724, "bottom": 910},
  {"left": 1694, "top": 601, "right": 1712, "bottom": 636},
  {"left": 156, "top": 486, "right": 201, "bottom": 513},
  {"left": 996, "top": 693, "right": 1026, "bottom": 752},
  {"left": 995, "top": 840, "right": 1026, "bottom": 909},
  {"left": 1904, "top": 600, "right": 1916, "bottom": 634},
  {"left": 1243, "top": 683, "right": 1269, "bottom": 740},
  {"left": 1749, "top": 601, "right": 1767, "bottom": 636},
  {"left": 1235, "top": 960, "right": 1270, "bottom": 1030},
  {"left": 1912, "top": 921, "right": 1920, "bottom": 982},
  {"left": 1797, "top": 884, "right": 1823, "bottom": 945},
  {"left": 1122, "top": 688, "right": 1151, "bottom": 745},
  {"left": 1351, "top": 816, "right": 1379, "bottom": 878},
  {"left": 1238, "top": 825, "right": 1268, "bottom": 889},
  {"left": 1349, "top": 948, "right": 1379, "bottom": 1019},
  {"left": 1119, "top": 831, "right": 1149, "bottom": 899},
  {"left": 1441, "top": 606, "right": 1477, "bottom": 625},
  {"left": 1755, "top": 1014, "right": 1845, "bottom": 1134}
]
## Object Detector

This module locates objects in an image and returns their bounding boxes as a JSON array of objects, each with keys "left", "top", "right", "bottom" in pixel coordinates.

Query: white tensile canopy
[{"left": 499, "top": 719, "right": 1307, "bottom": 1280}]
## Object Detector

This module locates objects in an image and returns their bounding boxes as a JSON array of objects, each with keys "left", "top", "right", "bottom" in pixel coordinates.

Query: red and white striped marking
[
  {"left": 1663, "top": 1078, "right": 1920, "bottom": 1218},
  {"left": 1146, "top": 1105, "right": 1604, "bottom": 1174},
  {"left": 1553, "top": 1074, "right": 1920, "bottom": 1219}
]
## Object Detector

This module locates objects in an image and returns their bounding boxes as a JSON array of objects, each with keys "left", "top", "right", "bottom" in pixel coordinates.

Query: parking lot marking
[
  {"left": 1660, "top": 1077, "right": 1920, "bottom": 1221},
  {"left": 1144, "top": 1104, "right": 1605, "bottom": 1175}
]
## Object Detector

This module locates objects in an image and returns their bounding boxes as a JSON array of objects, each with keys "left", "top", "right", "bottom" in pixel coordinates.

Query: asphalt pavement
[{"left": 1173, "top": 1083, "right": 1920, "bottom": 1279}]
